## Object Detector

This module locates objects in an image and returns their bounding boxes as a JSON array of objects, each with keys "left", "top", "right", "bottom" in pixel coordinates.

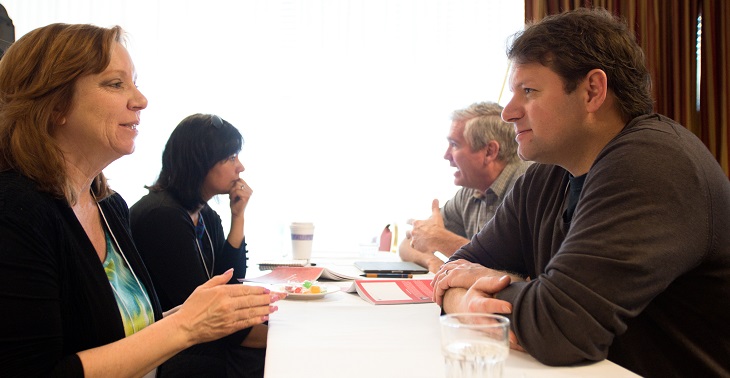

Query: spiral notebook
[{"left": 257, "top": 260, "right": 310, "bottom": 271}]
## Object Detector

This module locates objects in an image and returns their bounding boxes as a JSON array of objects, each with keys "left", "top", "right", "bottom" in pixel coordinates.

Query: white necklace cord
[
  {"left": 95, "top": 197, "right": 154, "bottom": 326},
  {"left": 195, "top": 216, "right": 215, "bottom": 279},
  {"left": 109, "top": 284, "right": 138, "bottom": 333}
]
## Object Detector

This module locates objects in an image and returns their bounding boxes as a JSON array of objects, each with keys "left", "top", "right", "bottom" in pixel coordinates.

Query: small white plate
[{"left": 278, "top": 284, "right": 340, "bottom": 300}]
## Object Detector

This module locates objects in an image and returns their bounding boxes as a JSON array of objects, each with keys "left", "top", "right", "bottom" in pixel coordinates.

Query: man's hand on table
[
  {"left": 432, "top": 260, "right": 525, "bottom": 351},
  {"left": 432, "top": 259, "right": 503, "bottom": 304},
  {"left": 433, "top": 263, "right": 512, "bottom": 311}
]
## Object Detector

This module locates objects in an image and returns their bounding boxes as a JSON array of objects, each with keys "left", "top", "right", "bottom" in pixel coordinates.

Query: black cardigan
[
  {"left": 129, "top": 189, "right": 248, "bottom": 311},
  {"left": 0, "top": 171, "right": 163, "bottom": 377},
  {"left": 129, "top": 189, "right": 251, "bottom": 346}
]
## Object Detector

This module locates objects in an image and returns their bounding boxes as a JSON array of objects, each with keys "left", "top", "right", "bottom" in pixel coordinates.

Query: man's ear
[
  {"left": 584, "top": 68, "right": 608, "bottom": 113},
  {"left": 484, "top": 140, "right": 500, "bottom": 163}
]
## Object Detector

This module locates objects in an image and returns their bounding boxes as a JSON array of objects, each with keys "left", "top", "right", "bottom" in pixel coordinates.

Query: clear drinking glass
[{"left": 440, "top": 313, "right": 510, "bottom": 378}]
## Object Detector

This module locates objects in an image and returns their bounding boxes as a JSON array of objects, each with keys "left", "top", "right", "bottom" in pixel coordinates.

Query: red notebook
[{"left": 351, "top": 279, "right": 434, "bottom": 305}]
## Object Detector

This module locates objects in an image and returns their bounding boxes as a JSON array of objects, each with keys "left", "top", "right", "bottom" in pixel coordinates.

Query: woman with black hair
[{"left": 130, "top": 113, "right": 265, "bottom": 378}]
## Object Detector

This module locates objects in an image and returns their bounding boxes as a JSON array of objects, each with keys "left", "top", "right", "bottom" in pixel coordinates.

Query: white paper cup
[
  {"left": 440, "top": 313, "right": 510, "bottom": 378},
  {"left": 290, "top": 222, "right": 315, "bottom": 261}
]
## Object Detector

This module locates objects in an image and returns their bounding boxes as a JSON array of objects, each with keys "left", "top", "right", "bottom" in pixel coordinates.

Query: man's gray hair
[{"left": 451, "top": 102, "right": 518, "bottom": 163}]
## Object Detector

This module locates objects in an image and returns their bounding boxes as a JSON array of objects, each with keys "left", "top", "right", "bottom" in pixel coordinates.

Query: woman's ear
[{"left": 52, "top": 109, "right": 66, "bottom": 126}]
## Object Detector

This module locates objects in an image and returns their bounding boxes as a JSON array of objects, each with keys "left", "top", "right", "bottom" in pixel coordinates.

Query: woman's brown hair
[{"left": 0, "top": 23, "right": 125, "bottom": 204}]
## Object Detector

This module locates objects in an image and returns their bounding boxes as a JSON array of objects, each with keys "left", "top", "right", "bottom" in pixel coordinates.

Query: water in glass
[{"left": 443, "top": 340, "right": 508, "bottom": 378}]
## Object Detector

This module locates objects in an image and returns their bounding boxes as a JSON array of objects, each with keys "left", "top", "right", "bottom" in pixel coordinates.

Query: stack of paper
[{"left": 243, "top": 266, "right": 356, "bottom": 284}]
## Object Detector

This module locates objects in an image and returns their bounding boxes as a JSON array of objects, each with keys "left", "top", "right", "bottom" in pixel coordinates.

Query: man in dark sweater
[{"left": 432, "top": 8, "right": 730, "bottom": 378}]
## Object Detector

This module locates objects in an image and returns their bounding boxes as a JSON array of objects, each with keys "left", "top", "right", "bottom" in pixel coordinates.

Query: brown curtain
[
  {"left": 524, "top": 0, "right": 730, "bottom": 178},
  {"left": 699, "top": 0, "right": 729, "bottom": 177}
]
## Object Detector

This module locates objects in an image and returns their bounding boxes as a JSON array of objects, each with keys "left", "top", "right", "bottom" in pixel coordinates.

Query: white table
[{"left": 261, "top": 255, "right": 640, "bottom": 378}]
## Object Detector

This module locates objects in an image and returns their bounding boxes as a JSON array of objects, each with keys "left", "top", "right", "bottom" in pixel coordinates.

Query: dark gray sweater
[{"left": 452, "top": 114, "right": 730, "bottom": 377}]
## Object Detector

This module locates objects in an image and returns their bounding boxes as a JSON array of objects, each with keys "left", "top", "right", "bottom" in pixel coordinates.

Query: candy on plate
[{"left": 282, "top": 280, "right": 327, "bottom": 295}]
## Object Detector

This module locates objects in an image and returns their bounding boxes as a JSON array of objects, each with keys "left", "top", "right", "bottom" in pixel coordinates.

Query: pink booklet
[{"left": 349, "top": 279, "right": 434, "bottom": 305}]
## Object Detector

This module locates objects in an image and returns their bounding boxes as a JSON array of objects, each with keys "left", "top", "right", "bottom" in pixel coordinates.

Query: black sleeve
[
  {"left": 130, "top": 205, "right": 209, "bottom": 311},
  {"left": 202, "top": 207, "right": 248, "bottom": 281},
  {"left": 0, "top": 183, "right": 84, "bottom": 377}
]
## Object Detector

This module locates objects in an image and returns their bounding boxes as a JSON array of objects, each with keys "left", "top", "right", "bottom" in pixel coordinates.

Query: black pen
[{"left": 360, "top": 273, "right": 413, "bottom": 278}]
